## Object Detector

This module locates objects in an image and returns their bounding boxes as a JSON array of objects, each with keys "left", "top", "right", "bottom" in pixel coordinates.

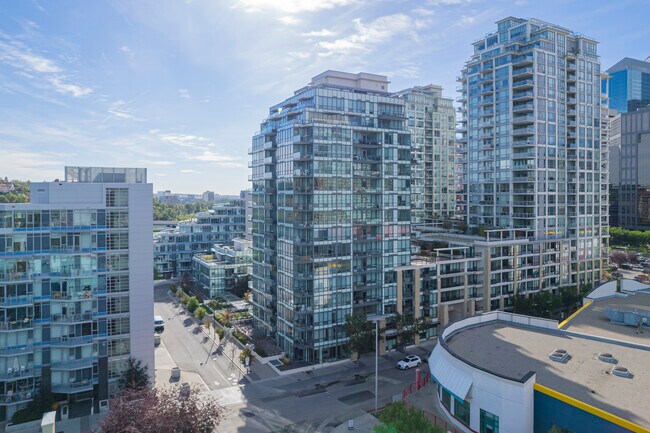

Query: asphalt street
[{"left": 154, "top": 281, "right": 247, "bottom": 390}]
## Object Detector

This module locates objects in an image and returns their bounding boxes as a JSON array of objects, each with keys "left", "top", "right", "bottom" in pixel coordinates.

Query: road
[{"left": 154, "top": 281, "right": 248, "bottom": 390}]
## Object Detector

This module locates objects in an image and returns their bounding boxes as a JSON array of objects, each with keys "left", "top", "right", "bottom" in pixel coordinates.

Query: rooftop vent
[
  {"left": 597, "top": 352, "right": 617, "bottom": 363},
  {"left": 549, "top": 349, "right": 569, "bottom": 363},
  {"left": 611, "top": 366, "right": 631, "bottom": 378}
]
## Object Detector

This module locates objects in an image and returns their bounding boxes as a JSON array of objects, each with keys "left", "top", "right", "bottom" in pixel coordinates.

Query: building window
[
  {"left": 454, "top": 397, "right": 471, "bottom": 426},
  {"left": 480, "top": 409, "right": 499, "bottom": 433},
  {"left": 441, "top": 387, "right": 452, "bottom": 411}
]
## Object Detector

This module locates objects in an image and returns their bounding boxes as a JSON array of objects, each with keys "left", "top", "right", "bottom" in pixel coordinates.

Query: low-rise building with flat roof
[{"left": 429, "top": 297, "right": 650, "bottom": 433}]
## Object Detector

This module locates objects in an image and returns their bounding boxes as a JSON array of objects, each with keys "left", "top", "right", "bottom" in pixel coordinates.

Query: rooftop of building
[
  {"left": 444, "top": 314, "right": 650, "bottom": 428},
  {"left": 64, "top": 166, "right": 147, "bottom": 183},
  {"left": 562, "top": 289, "right": 650, "bottom": 347},
  {"left": 607, "top": 57, "right": 650, "bottom": 74}
]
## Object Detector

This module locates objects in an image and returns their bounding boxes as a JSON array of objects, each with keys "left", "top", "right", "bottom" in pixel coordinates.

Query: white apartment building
[{"left": 0, "top": 167, "right": 153, "bottom": 423}]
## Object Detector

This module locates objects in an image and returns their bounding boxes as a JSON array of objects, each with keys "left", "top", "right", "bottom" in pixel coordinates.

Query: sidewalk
[{"left": 154, "top": 339, "right": 210, "bottom": 392}]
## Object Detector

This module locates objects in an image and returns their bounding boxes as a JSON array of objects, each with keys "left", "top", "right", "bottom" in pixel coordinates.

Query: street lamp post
[{"left": 368, "top": 314, "right": 391, "bottom": 413}]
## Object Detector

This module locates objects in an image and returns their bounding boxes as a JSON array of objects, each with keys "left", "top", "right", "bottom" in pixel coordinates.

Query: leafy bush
[
  {"left": 195, "top": 306, "right": 207, "bottom": 321},
  {"left": 215, "top": 327, "right": 225, "bottom": 340},
  {"left": 181, "top": 294, "right": 190, "bottom": 305},
  {"left": 232, "top": 330, "right": 249, "bottom": 345},
  {"left": 216, "top": 312, "right": 232, "bottom": 328},
  {"left": 170, "top": 283, "right": 177, "bottom": 292},
  {"left": 201, "top": 303, "right": 213, "bottom": 314},
  {"left": 374, "top": 402, "right": 444, "bottom": 433},
  {"left": 187, "top": 297, "right": 199, "bottom": 314}
]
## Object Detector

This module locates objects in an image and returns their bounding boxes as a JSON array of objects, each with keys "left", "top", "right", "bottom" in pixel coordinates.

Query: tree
[
  {"left": 98, "top": 386, "right": 222, "bottom": 433},
  {"left": 373, "top": 402, "right": 444, "bottom": 433},
  {"left": 187, "top": 296, "right": 200, "bottom": 314},
  {"left": 195, "top": 306, "right": 207, "bottom": 321},
  {"left": 119, "top": 357, "right": 150, "bottom": 391},
  {"left": 344, "top": 314, "right": 378, "bottom": 357},
  {"left": 393, "top": 313, "right": 422, "bottom": 352}
]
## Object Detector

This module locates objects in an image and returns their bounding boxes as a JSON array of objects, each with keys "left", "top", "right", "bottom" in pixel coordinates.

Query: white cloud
[
  {"left": 105, "top": 99, "right": 138, "bottom": 121},
  {"left": 160, "top": 133, "right": 210, "bottom": 148},
  {"left": 0, "top": 32, "right": 93, "bottom": 98},
  {"left": 180, "top": 169, "right": 202, "bottom": 173},
  {"left": 149, "top": 161, "right": 176, "bottom": 166},
  {"left": 277, "top": 16, "right": 301, "bottom": 25},
  {"left": 189, "top": 151, "right": 243, "bottom": 167},
  {"left": 427, "top": 0, "right": 473, "bottom": 4},
  {"left": 178, "top": 88, "right": 192, "bottom": 99},
  {"left": 302, "top": 29, "right": 337, "bottom": 37},
  {"left": 288, "top": 51, "right": 311, "bottom": 59},
  {"left": 119, "top": 45, "right": 134, "bottom": 59},
  {"left": 232, "top": 0, "right": 358, "bottom": 14},
  {"left": 318, "top": 14, "right": 414, "bottom": 57},
  {"left": 49, "top": 77, "right": 93, "bottom": 97}
]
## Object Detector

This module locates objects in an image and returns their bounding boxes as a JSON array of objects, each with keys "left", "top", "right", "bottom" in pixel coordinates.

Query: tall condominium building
[
  {"left": 454, "top": 17, "right": 608, "bottom": 298},
  {"left": 393, "top": 85, "right": 456, "bottom": 224},
  {"left": 250, "top": 71, "right": 412, "bottom": 362},
  {"left": 0, "top": 167, "right": 153, "bottom": 423},
  {"left": 153, "top": 194, "right": 247, "bottom": 279},
  {"left": 606, "top": 57, "right": 650, "bottom": 113},
  {"left": 608, "top": 106, "right": 650, "bottom": 229}
]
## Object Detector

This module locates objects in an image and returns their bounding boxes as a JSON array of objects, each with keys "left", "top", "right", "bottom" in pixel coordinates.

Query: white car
[{"left": 397, "top": 355, "right": 422, "bottom": 370}]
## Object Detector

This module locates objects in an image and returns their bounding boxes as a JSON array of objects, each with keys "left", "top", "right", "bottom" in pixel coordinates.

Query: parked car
[
  {"left": 397, "top": 355, "right": 422, "bottom": 370},
  {"left": 620, "top": 263, "right": 633, "bottom": 270},
  {"left": 612, "top": 271, "right": 624, "bottom": 278},
  {"left": 154, "top": 315, "right": 165, "bottom": 332},
  {"left": 154, "top": 333, "right": 161, "bottom": 347}
]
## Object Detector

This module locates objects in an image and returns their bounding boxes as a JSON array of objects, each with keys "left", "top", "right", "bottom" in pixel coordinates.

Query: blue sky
[{"left": 0, "top": 0, "right": 648, "bottom": 194}]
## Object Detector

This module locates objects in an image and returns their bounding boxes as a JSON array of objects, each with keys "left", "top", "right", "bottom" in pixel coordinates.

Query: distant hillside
[{"left": 0, "top": 179, "right": 29, "bottom": 203}]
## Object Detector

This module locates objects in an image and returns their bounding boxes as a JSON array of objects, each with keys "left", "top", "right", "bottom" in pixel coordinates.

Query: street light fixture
[{"left": 367, "top": 313, "right": 392, "bottom": 413}]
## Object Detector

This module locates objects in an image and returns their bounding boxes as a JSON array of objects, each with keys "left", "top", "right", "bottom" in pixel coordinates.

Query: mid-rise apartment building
[
  {"left": 192, "top": 238, "right": 251, "bottom": 298},
  {"left": 250, "top": 71, "right": 412, "bottom": 362},
  {"left": 455, "top": 17, "right": 607, "bottom": 296},
  {"left": 393, "top": 85, "right": 456, "bottom": 224},
  {"left": 0, "top": 167, "right": 153, "bottom": 422},
  {"left": 153, "top": 194, "right": 247, "bottom": 279}
]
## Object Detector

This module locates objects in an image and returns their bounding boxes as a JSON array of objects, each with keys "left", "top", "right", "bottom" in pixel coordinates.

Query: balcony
[
  {"left": 512, "top": 127, "right": 535, "bottom": 137},
  {"left": 512, "top": 102, "right": 534, "bottom": 113},
  {"left": 51, "top": 378, "right": 96, "bottom": 394},
  {"left": 50, "top": 335, "right": 95, "bottom": 347},
  {"left": 0, "top": 389, "right": 36, "bottom": 405},
  {"left": 0, "top": 344, "right": 34, "bottom": 357},
  {"left": 0, "top": 360, "right": 34, "bottom": 380},
  {"left": 512, "top": 91, "right": 534, "bottom": 101},
  {"left": 51, "top": 357, "right": 97, "bottom": 371},
  {"left": 0, "top": 296, "right": 34, "bottom": 307},
  {"left": 50, "top": 313, "right": 93, "bottom": 324},
  {"left": 0, "top": 320, "right": 33, "bottom": 332},
  {"left": 512, "top": 79, "right": 534, "bottom": 89},
  {"left": 512, "top": 67, "right": 534, "bottom": 78},
  {"left": 512, "top": 114, "right": 535, "bottom": 124}
]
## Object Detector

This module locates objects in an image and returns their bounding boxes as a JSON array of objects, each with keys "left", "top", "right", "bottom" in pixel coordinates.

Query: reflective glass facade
[
  {"left": 250, "top": 72, "right": 411, "bottom": 362},
  {"left": 606, "top": 57, "right": 650, "bottom": 113}
]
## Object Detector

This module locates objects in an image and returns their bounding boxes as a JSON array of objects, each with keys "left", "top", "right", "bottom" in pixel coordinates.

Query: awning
[{"left": 430, "top": 355, "right": 473, "bottom": 401}]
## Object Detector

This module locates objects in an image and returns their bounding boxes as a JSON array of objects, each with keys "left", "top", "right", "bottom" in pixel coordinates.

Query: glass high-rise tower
[
  {"left": 249, "top": 71, "right": 411, "bottom": 362},
  {"left": 606, "top": 57, "right": 650, "bottom": 114}
]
